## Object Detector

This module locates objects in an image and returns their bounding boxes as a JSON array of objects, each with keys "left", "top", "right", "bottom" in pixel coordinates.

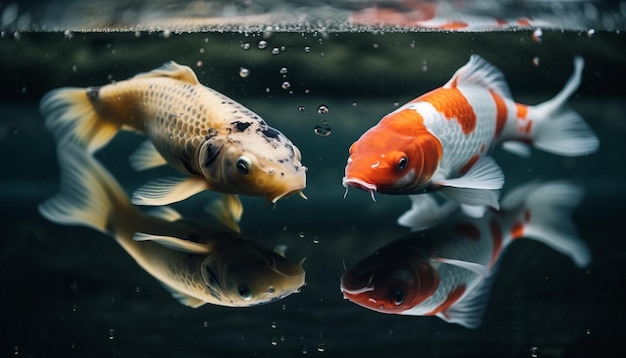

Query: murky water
[{"left": 2, "top": 1, "right": 626, "bottom": 357}]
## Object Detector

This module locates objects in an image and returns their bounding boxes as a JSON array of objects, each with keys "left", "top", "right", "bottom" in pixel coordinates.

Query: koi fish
[
  {"left": 340, "top": 181, "right": 591, "bottom": 328},
  {"left": 348, "top": 0, "right": 549, "bottom": 31},
  {"left": 342, "top": 55, "right": 598, "bottom": 209},
  {"left": 39, "top": 144, "right": 306, "bottom": 308},
  {"left": 40, "top": 61, "right": 307, "bottom": 205}
]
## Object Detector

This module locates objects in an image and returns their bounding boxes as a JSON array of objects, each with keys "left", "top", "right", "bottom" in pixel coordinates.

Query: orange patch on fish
[
  {"left": 418, "top": 88, "right": 477, "bottom": 134},
  {"left": 459, "top": 154, "right": 480, "bottom": 176},
  {"left": 489, "top": 219, "right": 503, "bottom": 267},
  {"left": 515, "top": 103, "right": 529, "bottom": 119},
  {"left": 490, "top": 89, "right": 508, "bottom": 138}
]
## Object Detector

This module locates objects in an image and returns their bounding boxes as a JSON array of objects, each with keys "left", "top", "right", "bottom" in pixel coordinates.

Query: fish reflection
[
  {"left": 40, "top": 61, "right": 307, "bottom": 206},
  {"left": 341, "top": 182, "right": 590, "bottom": 328},
  {"left": 39, "top": 144, "right": 306, "bottom": 308}
]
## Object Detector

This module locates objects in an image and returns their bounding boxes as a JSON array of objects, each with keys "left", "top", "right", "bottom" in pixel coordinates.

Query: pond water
[{"left": 1, "top": 1, "right": 625, "bottom": 357}]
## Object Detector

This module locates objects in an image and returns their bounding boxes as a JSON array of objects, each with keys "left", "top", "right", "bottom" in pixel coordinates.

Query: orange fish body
[{"left": 343, "top": 55, "right": 598, "bottom": 208}]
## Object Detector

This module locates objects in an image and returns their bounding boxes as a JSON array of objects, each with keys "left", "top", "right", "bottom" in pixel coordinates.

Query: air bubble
[
  {"left": 64, "top": 30, "right": 73, "bottom": 39},
  {"left": 298, "top": 232, "right": 305, "bottom": 238},
  {"left": 258, "top": 40, "right": 267, "bottom": 49},
  {"left": 239, "top": 67, "right": 250, "bottom": 78},
  {"left": 280, "top": 67, "right": 288, "bottom": 75},
  {"left": 108, "top": 329, "right": 115, "bottom": 340},
  {"left": 530, "top": 346, "right": 539, "bottom": 357},
  {"left": 162, "top": 30, "right": 171, "bottom": 38},
  {"left": 281, "top": 81, "right": 291, "bottom": 90},
  {"left": 532, "top": 57, "right": 540, "bottom": 67},
  {"left": 317, "top": 343, "right": 327, "bottom": 352},
  {"left": 241, "top": 42, "right": 250, "bottom": 50},
  {"left": 304, "top": 46, "right": 311, "bottom": 53},
  {"left": 421, "top": 60, "right": 428, "bottom": 72},
  {"left": 196, "top": 61, "right": 203, "bottom": 67},
  {"left": 271, "top": 47, "right": 280, "bottom": 55},
  {"left": 271, "top": 337, "right": 278, "bottom": 346},
  {"left": 298, "top": 105, "right": 305, "bottom": 111},
  {"left": 586, "top": 29, "right": 596, "bottom": 37},
  {"left": 532, "top": 28, "right": 543, "bottom": 42},
  {"left": 352, "top": 101, "right": 357, "bottom": 107},
  {"left": 271, "top": 321, "right": 277, "bottom": 329},
  {"left": 317, "top": 105, "right": 329, "bottom": 114},
  {"left": 313, "top": 122, "right": 331, "bottom": 137}
]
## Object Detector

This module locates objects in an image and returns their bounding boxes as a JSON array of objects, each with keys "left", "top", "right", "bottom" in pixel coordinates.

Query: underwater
[{"left": 1, "top": 0, "right": 625, "bottom": 357}]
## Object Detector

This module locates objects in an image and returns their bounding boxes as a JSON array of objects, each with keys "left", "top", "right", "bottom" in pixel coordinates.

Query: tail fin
[
  {"left": 40, "top": 88, "right": 120, "bottom": 154},
  {"left": 529, "top": 57, "right": 599, "bottom": 156},
  {"left": 38, "top": 143, "right": 135, "bottom": 234},
  {"left": 501, "top": 181, "right": 591, "bottom": 268}
]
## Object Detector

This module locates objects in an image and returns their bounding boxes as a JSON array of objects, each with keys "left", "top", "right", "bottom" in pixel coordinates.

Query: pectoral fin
[
  {"left": 434, "top": 257, "right": 489, "bottom": 278},
  {"left": 133, "top": 232, "right": 210, "bottom": 254},
  {"left": 129, "top": 140, "right": 167, "bottom": 171},
  {"left": 204, "top": 194, "right": 243, "bottom": 233},
  {"left": 435, "top": 156, "right": 504, "bottom": 190},
  {"left": 132, "top": 176, "right": 210, "bottom": 206},
  {"left": 159, "top": 282, "right": 207, "bottom": 308}
]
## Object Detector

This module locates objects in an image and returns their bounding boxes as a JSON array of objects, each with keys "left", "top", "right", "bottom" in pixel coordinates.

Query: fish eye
[
  {"left": 393, "top": 288, "right": 405, "bottom": 305},
  {"left": 238, "top": 285, "right": 252, "bottom": 300},
  {"left": 397, "top": 156, "right": 408, "bottom": 171},
  {"left": 236, "top": 156, "right": 251, "bottom": 175}
]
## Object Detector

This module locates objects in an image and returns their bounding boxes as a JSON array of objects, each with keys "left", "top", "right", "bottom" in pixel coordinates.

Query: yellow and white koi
[
  {"left": 39, "top": 144, "right": 306, "bottom": 308},
  {"left": 40, "top": 61, "right": 307, "bottom": 205}
]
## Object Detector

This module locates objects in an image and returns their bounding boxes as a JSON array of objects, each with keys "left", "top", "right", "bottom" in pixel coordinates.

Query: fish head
[
  {"left": 200, "top": 134, "right": 307, "bottom": 204},
  {"left": 200, "top": 238, "right": 306, "bottom": 307},
  {"left": 343, "top": 111, "right": 442, "bottom": 196},
  {"left": 340, "top": 250, "right": 438, "bottom": 314}
]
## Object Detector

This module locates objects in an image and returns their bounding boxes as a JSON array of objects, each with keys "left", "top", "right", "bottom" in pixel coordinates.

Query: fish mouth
[
  {"left": 342, "top": 177, "right": 377, "bottom": 202},
  {"left": 340, "top": 274, "right": 375, "bottom": 297},
  {"left": 269, "top": 189, "right": 307, "bottom": 204}
]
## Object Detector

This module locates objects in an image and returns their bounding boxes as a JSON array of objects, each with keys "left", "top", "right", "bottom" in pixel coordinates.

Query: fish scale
[{"left": 41, "top": 61, "right": 307, "bottom": 205}]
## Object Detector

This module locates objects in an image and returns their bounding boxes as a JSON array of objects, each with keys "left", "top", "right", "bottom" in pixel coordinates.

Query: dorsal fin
[
  {"left": 444, "top": 55, "right": 512, "bottom": 99},
  {"left": 133, "top": 61, "right": 200, "bottom": 85}
]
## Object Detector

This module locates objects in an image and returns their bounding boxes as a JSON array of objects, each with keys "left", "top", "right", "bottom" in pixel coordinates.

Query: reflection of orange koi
[
  {"left": 341, "top": 182, "right": 590, "bottom": 328},
  {"left": 343, "top": 55, "right": 598, "bottom": 209},
  {"left": 349, "top": 0, "right": 540, "bottom": 31}
]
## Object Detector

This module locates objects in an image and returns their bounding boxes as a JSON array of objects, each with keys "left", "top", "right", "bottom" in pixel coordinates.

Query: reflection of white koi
[
  {"left": 39, "top": 144, "right": 305, "bottom": 308},
  {"left": 341, "top": 182, "right": 590, "bottom": 328}
]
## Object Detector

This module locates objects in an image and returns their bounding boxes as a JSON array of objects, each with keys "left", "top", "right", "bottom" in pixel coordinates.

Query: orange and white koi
[
  {"left": 39, "top": 144, "right": 306, "bottom": 308},
  {"left": 343, "top": 55, "right": 598, "bottom": 208},
  {"left": 40, "top": 61, "right": 307, "bottom": 206},
  {"left": 340, "top": 182, "right": 590, "bottom": 328}
]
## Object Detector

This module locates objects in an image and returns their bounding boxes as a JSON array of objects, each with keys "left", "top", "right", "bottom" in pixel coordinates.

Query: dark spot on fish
[
  {"left": 187, "top": 233, "right": 202, "bottom": 242},
  {"left": 260, "top": 127, "right": 281, "bottom": 139},
  {"left": 203, "top": 143, "right": 223, "bottom": 168},
  {"left": 86, "top": 86, "right": 101, "bottom": 102},
  {"left": 232, "top": 121, "right": 252, "bottom": 132}
]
